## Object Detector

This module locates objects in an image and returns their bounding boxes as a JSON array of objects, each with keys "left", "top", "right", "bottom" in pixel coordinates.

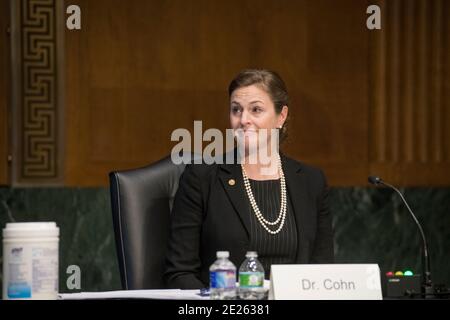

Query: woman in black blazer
[{"left": 165, "top": 69, "right": 334, "bottom": 289}]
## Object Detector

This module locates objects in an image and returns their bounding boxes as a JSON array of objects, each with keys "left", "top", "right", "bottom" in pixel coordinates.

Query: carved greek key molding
[{"left": 11, "top": 0, "right": 64, "bottom": 185}]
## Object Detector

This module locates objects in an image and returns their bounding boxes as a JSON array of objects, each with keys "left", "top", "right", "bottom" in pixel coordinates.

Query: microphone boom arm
[
  {"left": 369, "top": 176, "right": 434, "bottom": 296},
  {"left": 379, "top": 181, "right": 432, "bottom": 290}
]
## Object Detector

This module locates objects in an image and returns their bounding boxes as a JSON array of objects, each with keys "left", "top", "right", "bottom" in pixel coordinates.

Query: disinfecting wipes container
[{"left": 2, "top": 222, "right": 59, "bottom": 299}]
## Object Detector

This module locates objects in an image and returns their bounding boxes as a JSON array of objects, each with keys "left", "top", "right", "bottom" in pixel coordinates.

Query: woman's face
[{"left": 230, "top": 84, "right": 288, "bottom": 154}]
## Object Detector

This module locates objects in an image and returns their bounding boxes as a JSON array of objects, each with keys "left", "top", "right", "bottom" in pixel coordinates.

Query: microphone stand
[{"left": 369, "top": 176, "right": 434, "bottom": 298}]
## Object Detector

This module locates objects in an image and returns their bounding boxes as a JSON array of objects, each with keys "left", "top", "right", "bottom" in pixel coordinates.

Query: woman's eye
[
  {"left": 231, "top": 106, "right": 242, "bottom": 114},
  {"left": 251, "top": 106, "right": 262, "bottom": 113}
]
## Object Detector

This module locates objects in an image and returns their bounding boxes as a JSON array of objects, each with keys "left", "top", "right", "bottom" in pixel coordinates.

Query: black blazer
[{"left": 164, "top": 154, "right": 334, "bottom": 289}]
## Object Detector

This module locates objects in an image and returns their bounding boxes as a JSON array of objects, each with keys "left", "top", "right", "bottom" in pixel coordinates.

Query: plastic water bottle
[
  {"left": 209, "top": 251, "right": 236, "bottom": 300},
  {"left": 238, "top": 251, "right": 265, "bottom": 300}
]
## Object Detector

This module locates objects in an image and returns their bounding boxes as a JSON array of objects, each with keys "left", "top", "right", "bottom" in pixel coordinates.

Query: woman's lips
[
  {"left": 234, "top": 128, "right": 258, "bottom": 139},
  {"left": 243, "top": 130, "right": 257, "bottom": 137}
]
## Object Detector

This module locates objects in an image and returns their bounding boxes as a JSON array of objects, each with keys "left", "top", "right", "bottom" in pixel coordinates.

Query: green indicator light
[{"left": 403, "top": 270, "right": 413, "bottom": 276}]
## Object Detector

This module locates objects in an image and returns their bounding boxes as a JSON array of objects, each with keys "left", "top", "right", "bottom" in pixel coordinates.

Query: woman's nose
[{"left": 240, "top": 110, "right": 251, "bottom": 127}]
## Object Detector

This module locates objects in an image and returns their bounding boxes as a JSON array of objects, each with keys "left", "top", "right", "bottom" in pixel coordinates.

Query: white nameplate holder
[{"left": 269, "top": 264, "right": 382, "bottom": 300}]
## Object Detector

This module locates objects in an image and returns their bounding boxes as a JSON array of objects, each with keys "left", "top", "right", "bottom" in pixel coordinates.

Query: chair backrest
[{"left": 109, "top": 156, "right": 187, "bottom": 289}]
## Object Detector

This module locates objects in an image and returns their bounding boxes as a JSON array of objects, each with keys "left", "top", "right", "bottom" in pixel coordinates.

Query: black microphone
[{"left": 368, "top": 175, "right": 434, "bottom": 297}]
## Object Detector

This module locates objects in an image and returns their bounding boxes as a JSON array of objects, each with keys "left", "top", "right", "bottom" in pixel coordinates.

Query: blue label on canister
[
  {"left": 210, "top": 270, "right": 236, "bottom": 289},
  {"left": 8, "top": 283, "right": 31, "bottom": 298}
]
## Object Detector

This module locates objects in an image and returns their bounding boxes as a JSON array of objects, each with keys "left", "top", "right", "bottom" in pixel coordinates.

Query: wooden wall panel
[
  {"left": 0, "top": 0, "right": 10, "bottom": 185},
  {"left": 369, "top": 0, "right": 450, "bottom": 185},
  {"left": 64, "top": 0, "right": 369, "bottom": 186},
  {"left": 62, "top": 0, "right": 449, "bottom": 186},
  {"left": 286, "top": 0, "right": 369, "bottom": 186}
]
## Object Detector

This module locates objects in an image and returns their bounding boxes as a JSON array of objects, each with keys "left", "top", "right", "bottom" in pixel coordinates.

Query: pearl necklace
[{"left": 241, "top": 155, "right": 287, "bottom": 235}]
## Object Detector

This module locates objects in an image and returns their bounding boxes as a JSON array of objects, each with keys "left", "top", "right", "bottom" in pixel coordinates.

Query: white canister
[{"left": 2, "top": 222, "right": 59, "bottom": 300}]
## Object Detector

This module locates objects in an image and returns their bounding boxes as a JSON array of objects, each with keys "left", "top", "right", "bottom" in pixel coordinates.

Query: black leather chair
[{"left": 109, "top": 156, "right": 188, "bottom": 289}]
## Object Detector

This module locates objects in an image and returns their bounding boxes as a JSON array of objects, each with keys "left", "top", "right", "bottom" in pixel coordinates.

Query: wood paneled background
[
  {"left": 369, "top": 0, "right": 450, "bottom": 185},
  {"left": 0, "top": 0, "right": 9, "bottom": 185},
  {"left": 2, "top": 0, "right": 450, "bottom": 186}
]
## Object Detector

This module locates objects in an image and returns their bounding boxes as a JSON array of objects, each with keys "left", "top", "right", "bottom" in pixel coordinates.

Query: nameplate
[{"left": 269, "top": 264, "right": 382, "bottom": 300}]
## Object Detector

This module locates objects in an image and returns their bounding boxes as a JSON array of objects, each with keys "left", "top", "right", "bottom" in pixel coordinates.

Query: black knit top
[{"left": 247, "top": 178, "right": 298, "bottom": 279}]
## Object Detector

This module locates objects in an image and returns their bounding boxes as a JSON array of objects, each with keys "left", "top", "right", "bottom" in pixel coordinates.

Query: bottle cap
[
  {"left": 216, "top": 251, "right": 229, "bottom": 258},
  {"left": 245, "top": 251, "right": 258, "bottom": 258}
]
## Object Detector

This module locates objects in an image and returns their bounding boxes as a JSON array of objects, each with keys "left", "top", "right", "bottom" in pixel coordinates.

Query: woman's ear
[{"left": 278, "top": 106, "right": 288, "bottom": 127}]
